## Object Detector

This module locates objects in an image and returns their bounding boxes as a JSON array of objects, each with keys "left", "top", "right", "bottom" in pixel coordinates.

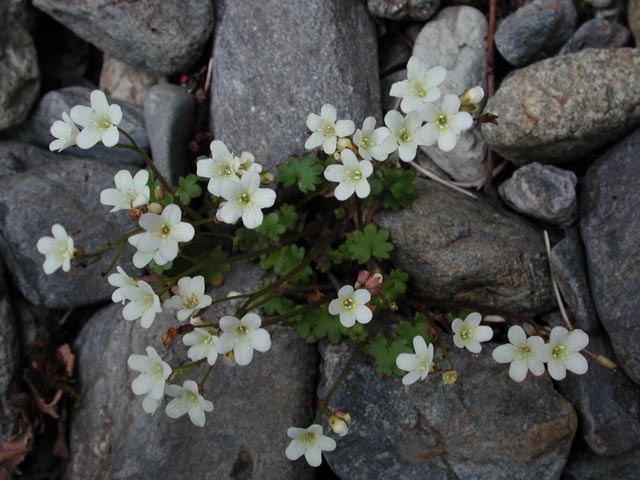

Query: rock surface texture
[
  {"left": 32, "top": 0, "right": 214, "bottom": 75},
  {"left": 0, "top": 263, "right": 17, "bottom": 444},
  {"left": 320, "top": 340, "right": 577, "bottom": 479},
  {"left": 580, "top": 128, "right": 640, "bottom": 385},
  {"left": 367, "top": 0, "right": 440, "bottom": 20},
  {"left": 559, "top": 18, "right": 630, "bottom": 54},
  {"left": 377, "top": 179, "right": 554, "bottom": 314},
  {"left": 482, "top": 49, "right": 640, "bottom": 166},
  {"left": 99, "top": 55, "right": 167, "bottom": 105},
  {"left": 210, "top": 0, "right": 380, "bottom": 173},
  {"left": 563, "top": 445, "right": 640, "bottom": 480}
]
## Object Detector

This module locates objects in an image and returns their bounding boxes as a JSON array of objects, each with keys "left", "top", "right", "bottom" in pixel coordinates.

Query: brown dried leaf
[{"left": 56, "top": 343, "right": 75, "bottom": 378}]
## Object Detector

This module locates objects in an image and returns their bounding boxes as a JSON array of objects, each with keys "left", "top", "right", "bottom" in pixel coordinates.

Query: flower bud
[
  {"left": 337, "top": 137, "right": 354, "bottom": 152},
  {"left": 482, "top": 315, "right": 505, "bottom": 323},
  {"left": 442, "top": 370, "right": 458, "bottom": 385},
  {"left": 596, "top": 354, "right": 618, "bottom": 371},
  {"left": 154, "top": 186, "right": 165, "bottom": 200},
  {"left": 147, "top": 202, "right": 163, "bottom": 214},
  {"left": 389, "top": 301, "right": 399, "bottom": 311},
  {"left": 129, "top": 208, "right": 143, "bottom": 220},
  {"left": 355, "top": 270, "right": 384, "bottom": 296},
  {"left": 328, "top": 410, "right": 351, "bottom": 437},
  {"left": 260, "top": 172, "right": 275, "bottom": 184},
  {"left": 459, "top": 86, "right": 484, "bottom": 114}
]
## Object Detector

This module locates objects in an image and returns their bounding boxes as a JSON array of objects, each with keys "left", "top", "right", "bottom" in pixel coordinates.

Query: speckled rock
[
  {"left": 0, "top": 140, "right": 83, "bottom": 172},
  {"left": 563, "top": 445, "right": 640, "bottom": 480},
  {"left": 99, "top": 55, "right": 167, "bottom": 105},
  {"left": 0, "top": 262, "right": 17, "bottom": 446},
  {"left": 32, "top": 0, "right": 213, "bottom": 75},
  {"left": 0, "top": 159, "right": 140, "bottom": 309},
  {"left": 559, "top": 18, "right": 630, "bottom": 55},
  {"left": 367, "top": 0, "right": 440, "bottom": 21},
  {"left": 67, "top": 264, "right": 317, "bottom": 480},
  {"left": 581, "top": 128, "right": 640, "bottom": 385},
  {"left": 413, "top": 6, "right": 487, "bottom": 182},
  {"left": 377, "top": 179, "right": 554, "bottom": 314},
  {"left": 498, "top": 163, "right": 578, "bottom": 225},
  {"left": 495, "top": 0, "right": 577, "bottom": 67},
  {"left": 211, "top": 0, "right": 380, "bottom": 174},
  {"left": 481, "top": 49, "right": 640, "bottom": 166},
  {"left": 320, "top": 340, "right": 577, "bottom": 479}
]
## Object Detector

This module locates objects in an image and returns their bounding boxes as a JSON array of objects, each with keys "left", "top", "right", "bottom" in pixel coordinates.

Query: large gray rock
[
  {"left": 367, "top": 0, "right": 440, "bottom": 20},
  {"left": 413, "top": 6, "right": 487, "bottom": 182},
  {"left": 320, "top": 340, "right": 577, "bottom": 479},
  {"left": 549, "top": 229, "right": 599, "bottom": 333},
  {"left": 32, "top": 0, "right": 213, "bottom": 75},
  {"left": 67, "top": 264, "right": 317, "bottom": 480},
  {"left": 0, "top": 262, "right": 17, "bottom": 444},
  {"left": 99, "top": 55, "right": 167, "bottom": 105},
  {"left": 559, "top": 18, "right": 630, "bottom": 55},
  {"left": 0, "top": 140, "right": 84, "bottom": 173},
  {"left": 495, "top": 0, "right": 577, "bottom": 67},
  {"left": 556, "top": 333, "right": 640, "bottom": 456},
  {"left": 377, "top": 179, "right": 554, "bottom": 314},
  {"left": 563, "top": 446, "right": 640, "bottom": 480},
  {"left": 498, "top": 163, "right": 578, "bottom": 226},
  {"left": 144, "top": 84, "right": 197, "bottom": 186},
  {"left": 3, "top": 86, "right": 149, "bottom": 167},
  {"left": 0, "top": 158, "right": 140, "bottom": 309},
  {"left": 0, "top": 1, "right": 40, "bottom": 130},
  {"left": 210, "top": 0, "right": 380, "bottom": 173},
  {"left": 482, "top": 49, "right": 640, "bottom": 166},
  {"left": 581, "top": 128, "right": 640, "bottom": 385}
]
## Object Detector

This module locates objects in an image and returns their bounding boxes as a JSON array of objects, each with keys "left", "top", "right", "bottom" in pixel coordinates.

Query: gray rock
[
  {"left": 0, "top": 262, "right": 18, "bottom": 444},
  {"left": 377, "top": 178, "right": 554, "bottom": 314},
  {"left": 495, "top": 0, "right": 577, "bottom": 67},
  {"left": 549, "top": 229, "right": 599, "bottom": 332},
  {"left": 629, "top": 0, "right": 640, "bottom": 44},
  {"left": 379, "top": 33, "right": 412, "bottom": 77},
  {"left": 210, "top": 0, "right": 380, "bottom": 174},
  {"left": 581, "top": 128, "right": 640, "bottom": 385},
  {"left": 0, "top": 158, "right": 140, "bottom": 309},
  {"left": 381, "top": 70, "right": 406, "bottom": 113},
  {"left": 413, "top": 6, "right": 488, "bottom": 182},
  {"left": 2, "top": 86, "right": 148, "bottom": 167},
  {"left": 143, "top": 84, "right": 197, "bottom": 186},
  {"left": 498, "top": 163, "right": 578, "bottom": 225},
  {"left": 0, "top": 143, "right": 25, "bottom": 177},
  {"left": 563, "top": 445, "right": 640, "bottom": 480},
  {"left": 320, "top": 340, "right": 577, "bottom": 479},
  {"left": 559, "top": 18, "right": 630, "bottom": 55},
  {"left": 556, "top": 333, "right": 640, "bottom": 456},
  {"left": 481, "top": 49, "right": 640, "bottom": 166},
  {"left": 99, "top": 55, "right": 167, "bottom": 105},
  {"left": 0, "top": 1, "right": 40, "bottom": 130},
  {"left": 32, "top": 0, "right": 213, "bottom": 75},
  {"left": 0, "top": 140, "right": 84, "bottom": 172},
  {"left": 67, "top": 264, "right": 317, "bottom": 480},
  {"left": 367, "top": 0, "right": 440, "bottom": 21}
]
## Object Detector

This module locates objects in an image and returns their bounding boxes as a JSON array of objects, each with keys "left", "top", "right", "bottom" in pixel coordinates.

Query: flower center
[
  {"left": 235, "top": 325, "right": 249, "bottom": 338},
  {"left": 239, "top": 193, "right": 251, "bottom": 204},
  {"left": 349, "top": 169, "right": 363, "bottom": 182},
  {"left": 184, "top": 294, "right": 200, "bottom": 309},
  {"left": 416, "top": 355, "right": 431, "bottom": 373},
  {"left": 161, "top": 225, "right": 171, "bottom": 236},
  {"left": 437, "top": 114, "right": 448, "bottom": 131},
  {"left": 143, "top": 293, "right": 156, "bottom": 309},
  {"left": 301, "top": 431, "right": 317, "bottom": 446},
  {"left": 360, "top": 134, "right": 371, "bottom": 149},
  {"left": 399, "top": 128, "right": 413, "bottom": 143},
  {"left": 416, "top": 84, "right": 427, "bottom": 98},
  {"left": 551, "top": 343, "right": 568, "bottom": 361},
  {"left": 342, "top": 297, "right": 355, "bottom": 311},
  {"left": 322, "top": 124, "right": 336, "bottom": 136},
  {"left": 202, "top": 335, "right": 214, "bottom": 345},
  {"left": 515, "top": 343, "right": 533, "bottom": 360},
  {"left": 56, "top": 242, "right": 70, "bottom": 258},
  {"left": 223, "top": 166, "right": 233, "bottom": 176},
  {"left": 459, "top": 325, "right": 474, "bottom": 341},
  {"left": 149, "top": 362, "right": 164, "bottom": 379},
  {"left": 184, "top": 391, "right": 199, "bottom": 406},
  {"left": 95, "top": 112, "right": 113, "bottom": 130}
]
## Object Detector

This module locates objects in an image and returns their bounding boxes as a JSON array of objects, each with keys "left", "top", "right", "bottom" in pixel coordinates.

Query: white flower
[
  {"left": 420, "top": 94, "right": 474, "bottom": 152},
  {"left": 163, "top": 276, "right": 212, "bottom": 321},
  {"left": 142, "top": 392, "right": 162, "bottom": 415},
  {"left": 216, "top": 172, "right": 276, "bottom": 229},
  {"left": 100, "top": 169, "right": 150, "bottom": 212},
  {"left": 236, "top": 151, "right": 262, "bottom": 176},
  {"left": 183, "top": 328, "right": 220, "bottom": 365},
  {"left": 383, "top": 110, "right": 431, "bottom": 162},
  {"left": 323, "top": 149, "right": 373, "bottom": 201},
  {"left": 165, "top": 380, "right": 214, "bottom": 427},
  {"left": 119, "top": 280, "right": 162, "bottom": 328},
  {"left": 395, "top": 336, "right": 434, "bottom": 386},
  {"left": 452, "top": 312, "right": 494, "bottom": 353},
  {"left": 70, "top": 89, "right": 122, "bottom": 149},
  {"left": 546, "top": 327, "right": 589, "bottom": 380},
  {"left": 353, "top": 116, "right": 396, "bottom": 161},
  {"left": 285, "top": 424, "right": 337, "bottom": 467},
  {"left": 492, "top": 325, "right": 549, "bottom": 382},
  {"left": 305, "top": 104, "right": 355, "bottom": 155},
  {"left": 390, "top": 57, "right": 446, "bottom": 113},
  {"left": 127, "top": 346, "right": 171, "bottom": 400},
  {"left": 197, "top": 140, "right": 241, "bottom": 196},
  {"left": 217, "top": 313, "right": 272, "bottom": 366},
  {"left": 134, "top": 204, "right": 195, "bottom": 266},
  {"left": 36, "top": 224, "right": 74, "bottom": 274},
  {"left": 49, "top": 112, "right": 79, "bottom": 152},
  {"left": 328, "top": 285, "right": 372, "bottom": 328},
  {"left": 107, "top": 266, "right": 138, "bottom": 304}
]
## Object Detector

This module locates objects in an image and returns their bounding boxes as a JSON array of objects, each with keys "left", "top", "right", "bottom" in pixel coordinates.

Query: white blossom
[
  {"left": 49, "top": 112, "right": 79, "bottom": 152},
  {"left": 197, "top": 140, "right": 241, "bottom": 196},
  {"left": 216, "top": 172, "right": 276, "bottom": 229},
  {"left": 285, "top": 424, "right": 336, "bottom": 467},
  {"left": 127, "top": 346, "right": 171, "bottom": 400},
  {"left": 328, "top": 285, "right": 372, "bottom": 328},
  {"left": 100, "top": 169, "right": 150, "bottom": 212},
  {"left": 305, "top": 104, "right": 355, "bottom": 155},
  {"left": 183, "top": 328, "right": 220, "bottom": 365},
  {"left": 70, "top": 90, "right": 122, "bottom": 149},
  {"left": 546, "top": 327, "right": 589, "bottom": 381},
  {"left": 141, "top": 393, "right": 162, "bottom": 415},
  {"left": 492, "top": 325, "right": 549, "bottom": 382},
  {"left": 383, "top": 110, "right": 431, "bottom": 162},
  {"left": 217, "top": 313, "right": 271, "bottom": 366},
  {"left": 323, "top": 149, "right": 373, "bottom": 201},
  {"left": 395, "top": 335, "right": 434, "bottom": 386},
  {"left": 390, "top": 57, "right": 446, "bottom": 113},
  {"left": 165, "top": 380, "right": 214, "bottom": 427},
  {"left": 235, "top": 151, "right": 262, "bottom": 176},
  {"left": 451, "top": 312, "right": 494, "bottom": 353},
  {"left": 107, "top": 266, "right": 137, "bottom": 304},
  {"left": 420, "top": 94, "right": 474, "bottom": 152},
  {"left": 163, "top": 276, "right": 212, "bottom": 321},
  {"left": 353, "top": 116, "right": 396, "bottom": 161},
  {"left": 36, "top": 224, "right": 74, "bottom": 274},
  {"left": 119, "top": 280, "right": 162, "bottom": 328}
]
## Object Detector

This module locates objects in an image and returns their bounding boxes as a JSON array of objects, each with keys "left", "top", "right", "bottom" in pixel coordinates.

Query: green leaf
[
  {"left": 175, "top": 174, "right": 203, "bottom": 205},
  {"left": 148, "top": 259, "right": 173, "bottom": 275},
  {"left": 364, "top": 333, "right": 412, "bottom": 376},
  {"left": 255, "top": 212, "right": 286, "bottom": 242},
  {"left": 260, "top": 245, "right": 312, "bottom": 283},
  {"left": 277, "top": 204, "right": 299, "bottom": 231},
  {"left": 345, "top": 223, "right": 394, "bottom": 264},
  {"left": 377, "top": 168, "right": 417, "bottom": 211},
  {"left": 201, "top": 246, "right": 231, "bottom": 286},
  {"left": 278, "top": 154, "right": 324, "bottom": 193},
  {"left": 385, "top": 268, "right": 408, "bottom": 302},
  {"left": 315, "top": 246, "right": 344, "bottom": 273},
  {"left": 294, "top": 306, "right": 349, "bottom": 343},
  {"left": 396, "top": 313, "right": 431, "bottom": 345},
  {"left": 234, "top": 228, "right": 262, "bottom": 252}
]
